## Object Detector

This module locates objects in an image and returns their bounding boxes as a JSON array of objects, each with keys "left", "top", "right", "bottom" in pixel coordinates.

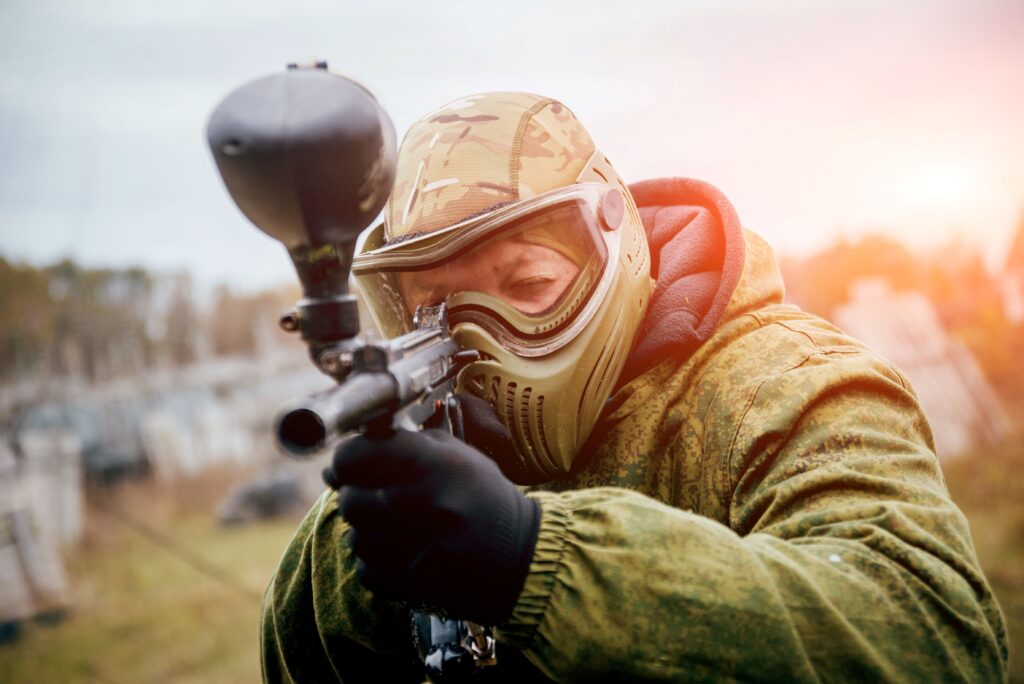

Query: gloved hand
[
  {"left": 456, "top": 393, "right": 549, "bottom": 486},
  {"left": 327, "top": 429, "right": 541, "bottom": 625}
]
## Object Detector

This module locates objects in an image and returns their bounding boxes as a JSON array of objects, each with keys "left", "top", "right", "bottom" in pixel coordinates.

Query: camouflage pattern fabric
[
  {"left": 385, "top": 92, "right": 595, "bottom": 239},
  {"left": 260, "top": 225, "right": 1008, "bottom": 682}
]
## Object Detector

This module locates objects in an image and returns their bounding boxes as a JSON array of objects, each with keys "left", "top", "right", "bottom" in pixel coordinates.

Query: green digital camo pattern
[{"left": 260, "top": 229, "right": 1008, "bottom": 682}]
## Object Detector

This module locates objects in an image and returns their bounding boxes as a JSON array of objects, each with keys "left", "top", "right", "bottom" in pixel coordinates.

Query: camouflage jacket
[{"left": 260, "top": 182, "right": 1007, "bottom": 682}]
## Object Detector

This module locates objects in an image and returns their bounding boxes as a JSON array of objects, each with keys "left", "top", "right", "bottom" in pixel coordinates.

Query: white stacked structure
[
  {"left": 0, "top": 436, "right": 77, "bottom": 637},
  {"left": 834, "top": 278, "right": 1010, "bottom": 459}
]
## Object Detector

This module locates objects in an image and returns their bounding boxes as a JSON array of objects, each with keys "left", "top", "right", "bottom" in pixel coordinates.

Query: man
[{"left": 260, "top": 92, "right": 1008, "bottom": 682}]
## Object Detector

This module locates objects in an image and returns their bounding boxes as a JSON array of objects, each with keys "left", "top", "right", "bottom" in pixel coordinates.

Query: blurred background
[{"left": 1, "top": 0, "right": 1022, "bottom": 681}]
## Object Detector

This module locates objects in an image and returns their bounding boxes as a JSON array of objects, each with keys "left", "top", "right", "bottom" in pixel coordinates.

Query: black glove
[
  {"left": 456, "top": 393, "right": 549, "bottom": 486},
  {"left": 327, "top": 429, "right": 541, "bottom": 625}
]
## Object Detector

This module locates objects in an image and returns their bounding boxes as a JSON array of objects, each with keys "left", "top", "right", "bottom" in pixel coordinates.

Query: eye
[{"left": 507, "top": 275, "right": 555, "bottom": 297}]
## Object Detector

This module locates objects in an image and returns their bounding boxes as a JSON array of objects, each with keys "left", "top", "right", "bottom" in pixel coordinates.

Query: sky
[{"left": 0, "top": 0, "right": 1022, "bottom": 292}]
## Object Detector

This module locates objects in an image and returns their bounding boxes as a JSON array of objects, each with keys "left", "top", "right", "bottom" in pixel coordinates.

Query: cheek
[
  {"left": 556, "top": 259, "right": 580, "bottom": 282},
  {"left": 534, "top": 249, "right": 582, "bottom": 288}
]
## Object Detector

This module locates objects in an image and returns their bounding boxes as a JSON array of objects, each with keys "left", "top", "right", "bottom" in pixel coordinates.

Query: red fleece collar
[{"left": 620, "top": 178, "right": 746, "bottom": 381}]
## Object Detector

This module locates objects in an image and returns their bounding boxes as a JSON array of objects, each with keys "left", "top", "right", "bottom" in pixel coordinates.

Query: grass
[{"left": 0, "top": 469, "right": 306, "bottom": 684}]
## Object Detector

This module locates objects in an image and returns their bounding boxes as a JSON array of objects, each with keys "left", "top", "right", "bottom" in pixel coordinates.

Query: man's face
[{"left": 399, "top": 236, "right": 581, "bottom": 316}]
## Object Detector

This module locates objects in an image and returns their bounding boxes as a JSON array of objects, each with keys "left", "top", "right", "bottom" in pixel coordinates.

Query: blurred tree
[
  {"left": 161, "top": 276, "right": 199, "bottom": 365},
  {"left": 0, "top": 257, "right": 305, "bottom": 386},
  {"left": 47, "top": 261, "right": 152, "bottom": 382},
  {"left": 0, "top": 257, "right": 54, "bottom": 380},
  {"left": 1, "top": 258, "right": 166, "bottom": 383},
  {"left": 1006, "top": 211, "right": 1024, "bottom": 275},
  {"left": 210, "top": 285, "right": 298, "bottom": 356},
  {"left": 781, "top": 234, "right": 921, "bottom": 318}
]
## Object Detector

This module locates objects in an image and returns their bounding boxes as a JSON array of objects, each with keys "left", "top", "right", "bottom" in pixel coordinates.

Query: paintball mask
[{"left": 353, "top": 93, "right": 651, "bottom": 480}]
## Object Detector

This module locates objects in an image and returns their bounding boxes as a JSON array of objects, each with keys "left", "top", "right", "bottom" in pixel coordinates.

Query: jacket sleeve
[
  {"left": 259, "top": 490, "right": 423, "bottom": 683},
  {"left": 496, "top": 322, "right": 1009, "bottom": 682}
]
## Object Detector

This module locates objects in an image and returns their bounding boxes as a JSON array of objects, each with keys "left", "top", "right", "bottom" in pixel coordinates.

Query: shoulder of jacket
[{"left": 690, "top": 305, "right": 916, "bottom": 444}]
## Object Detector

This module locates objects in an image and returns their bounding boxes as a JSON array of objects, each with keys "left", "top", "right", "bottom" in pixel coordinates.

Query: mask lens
[
  {"left": 352, "top": 186, "right": 611, "bottom": 343},
  {"left": 397, "top": 200, "right": 599, "bottom": 316}
]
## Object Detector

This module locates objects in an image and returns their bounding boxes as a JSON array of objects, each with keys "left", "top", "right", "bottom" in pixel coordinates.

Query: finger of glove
[
  {"left": 337, "top": 480, "right": 459, "bottom": 537},
  {"left": 337, "top": 485, "right": 431, "bottom": 532},
  {"left": 329, "top": 430, "right": 434, "bottom": 488},
  {"left": 455, "top": 393, "right": 543, "bottom": 485},
  {"left": 337, "top": 485, "right": 386, "bottom": 527},
  {"left": 348, "top": 525, "right": 421, "bottom": 575},
  {"left": 456, "top": 393, "right": 515, "bottom": 462},
  {"left": 354, "top": 556, "right": 408, "bottom": 598},
  {"left": 457, "top": 393, "right": 509, "bottom": 442}
]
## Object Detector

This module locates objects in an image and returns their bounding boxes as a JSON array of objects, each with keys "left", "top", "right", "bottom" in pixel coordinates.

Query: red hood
[{"left": 620, "top": 178, "right": 746, "bottom": 381}]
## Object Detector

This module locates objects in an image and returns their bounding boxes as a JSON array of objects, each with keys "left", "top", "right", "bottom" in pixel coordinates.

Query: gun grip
[{"left": 445, "top": 396, "right": 466, "bottom": 442}]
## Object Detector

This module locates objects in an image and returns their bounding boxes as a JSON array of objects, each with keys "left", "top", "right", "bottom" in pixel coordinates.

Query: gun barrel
[{"left": 276, "top": 373, "right": 397, "bottom": 456}]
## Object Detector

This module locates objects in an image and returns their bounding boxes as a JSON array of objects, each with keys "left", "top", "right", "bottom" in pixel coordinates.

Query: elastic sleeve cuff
[{"left": 496, "top": 492, "right": 570, "bottom": 649}]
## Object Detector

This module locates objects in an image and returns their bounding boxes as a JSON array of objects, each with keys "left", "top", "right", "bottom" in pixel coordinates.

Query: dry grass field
[{"left": 0, "top": 469, "right": 304, "bottom": 684}]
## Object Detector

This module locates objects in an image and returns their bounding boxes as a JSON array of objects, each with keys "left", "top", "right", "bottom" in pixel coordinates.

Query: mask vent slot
[
  {"left": 535, "top": 394, "right": 554, "bottom": 468},
  {"left": 520, "top": 386, "right": 533, "bottom": 437},
  {"left": 504, "top": 381, "right": 518, "bottom": 430},
  {"left": 615, "top": 178, "right": 647, "bottom": 277},
  {"left": 617, "top": 178, "right": 642, "bottom": 229},
  {"left": 517, "top": 385, "right": 543, "bottom": 466},
  {"left": 489, "top": 375, "right": 503, "bottom": 408},
  {"left": 632, "top": 233, "right": 648, "bottom": 277},
  {"left": 504, "top": 381, "right": 536, "bottom": 467},
  {"left": 509, "top": 383, "right": 556, "bottom": 474}
]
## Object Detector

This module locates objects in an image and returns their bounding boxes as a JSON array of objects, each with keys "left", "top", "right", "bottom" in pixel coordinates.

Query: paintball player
[{"left": 260, "top": 92, "right": 1008, "bottom": 681}]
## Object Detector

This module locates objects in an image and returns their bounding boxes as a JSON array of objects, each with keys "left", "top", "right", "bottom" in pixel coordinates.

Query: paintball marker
[{"left": 207, "top": 63, "right": 496, "bottom": 680}]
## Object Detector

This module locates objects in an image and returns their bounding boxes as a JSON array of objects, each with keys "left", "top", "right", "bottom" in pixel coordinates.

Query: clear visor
[{"left": 353, "top": 184, "right": 615, "bottom": 354}]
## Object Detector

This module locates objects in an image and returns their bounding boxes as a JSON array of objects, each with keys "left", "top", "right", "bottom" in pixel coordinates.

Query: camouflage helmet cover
[{"left": 386, "top": 92, "right": 597, "bottom": 239}]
